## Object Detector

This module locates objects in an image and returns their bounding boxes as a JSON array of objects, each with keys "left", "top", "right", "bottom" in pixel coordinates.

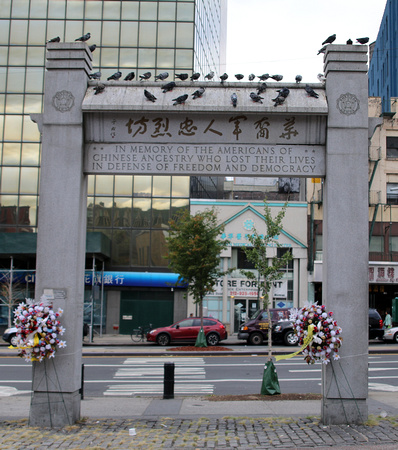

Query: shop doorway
[{"left": 233, "top": 298, "right": 259, "bottom": 332}]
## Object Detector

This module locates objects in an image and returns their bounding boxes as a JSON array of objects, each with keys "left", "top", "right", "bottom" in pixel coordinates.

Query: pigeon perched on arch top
[
  {"left": 124, "top": 72, "right": 135, "bottom": 81},
  {"left": 220, "top": 73, "right": 228, "bottom": 83},
  {"left": 107, "top": 71, "right": 122, "bottom": 81},
  {"left": 322, "top": 34, "right": 336, "bottom": 45},
  {"left": 305, "top": 84, "right": 319, "bottom": 98},
  {"left": 89, "top": 71, "right": 101, "bottom": 80},
  {"left": 47, "top": 36, "right": 60, "bottom": 43},
  {"left": 205, "top": 71, "right": 215, "bottom": 80},
  {"left": 295, "top": 75, "right": 302, "bottom": 83},
  {"left": 235, "top": 74, "right": 244, "bottom": 80},
  {"left": 356, "top": 37, "right": 369, "bottom": 44},
  {"left": 162, "top": 81, "right": 176, "bottom": 93},
  {"left": 257, "top": 74, "right": 270, "bottom": 81},
  {"left": 139, "top": 72, "right": 151, "bottom": 81},
  {"left": 250, "top": 92, "right": 263, "bottom": 103},
  {"left": 155, "top": 72, "right": 169, "bottom": 81},
  {"left": 144, "top": 90, "right": 157, "bottom": 102},
  {"left": 175, "top": 73, "right": 189, "bottom": 81},
  {"left": 172, "top": 94, "right": 188, "bottom": 105},
  {"left": 75, "top": 32, "right": 91, "bottom": 42},
  {"left": 192, "top": 87, "right": 205, "bottom": 99},
  {"left": 270, "top": 74, "right": 283, "bottom": 82},
  {"left": 190, "top": 72, "right": 201, "bottom": 81}
]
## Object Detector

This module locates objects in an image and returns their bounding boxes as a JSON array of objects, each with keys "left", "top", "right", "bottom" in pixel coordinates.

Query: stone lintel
[{"left": 324, "top": 45, "right": 368, "bottom": 76}]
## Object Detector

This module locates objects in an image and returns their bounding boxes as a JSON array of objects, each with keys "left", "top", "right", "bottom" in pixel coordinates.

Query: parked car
[
  {"left": 369, "top": 308, "right": 384, "bottom": 340},
  {"left": 238, "top": 307, "right": 385, "bottom": 345},
  {"left": 237, "top": 308, "right": 298, "bottom": 346},
  {"left": 2, "top": 324, "right": 90, "bottom": 346},
  {"left": 146, "top": 317, "right": 228, "bottom": 346},
  {"left": 2, "top": 327, "right": 18, "bottom": 346},
  {"left": 383, "top": 326, "right": 398, "bottom": 343}
]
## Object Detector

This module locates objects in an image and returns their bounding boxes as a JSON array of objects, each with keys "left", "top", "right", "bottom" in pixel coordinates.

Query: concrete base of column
[
  {"left": 29, "top": 390, "right": 81, "bottom": 427},
  {"left": 321, "top": 398, "right": 368, "bottom": 425}
]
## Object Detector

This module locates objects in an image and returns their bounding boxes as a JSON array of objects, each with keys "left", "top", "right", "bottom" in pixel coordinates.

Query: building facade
[
  {"left": 307, "top": 97, "right": 398, "bottom": 325},
  {"left": 368, "top": 0, "right": 398, "bottom": 112},
  {"left": 0, "top": 0, "right": 227, "bottom": 332}
]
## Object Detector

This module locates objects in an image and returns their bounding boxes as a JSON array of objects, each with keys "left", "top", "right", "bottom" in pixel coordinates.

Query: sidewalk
[{"left": 1, "top": 335, "right": 398, "bottom": 448}]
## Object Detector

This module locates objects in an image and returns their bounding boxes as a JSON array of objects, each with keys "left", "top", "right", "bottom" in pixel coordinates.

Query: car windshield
[{"left": 251, "top": 310, "right": 264, "bottom": 320}]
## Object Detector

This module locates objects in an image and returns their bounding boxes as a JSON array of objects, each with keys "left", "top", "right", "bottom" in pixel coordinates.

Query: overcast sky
[{"left": 225, "top": 0, "right": 387, "bottom": 83}]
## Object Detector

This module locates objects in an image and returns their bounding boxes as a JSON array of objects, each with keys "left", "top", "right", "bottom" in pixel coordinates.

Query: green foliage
[
  {"left": 242, "top": 201, "right": 292, "bottom": 308},
  {"left": 166, "top": 208, "right": 231, "bottom": 305}
]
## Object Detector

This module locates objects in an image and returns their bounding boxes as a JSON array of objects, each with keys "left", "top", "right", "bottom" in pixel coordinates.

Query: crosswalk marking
[{"left": 104, "top": 357, "right": 214, "bottom": 396}]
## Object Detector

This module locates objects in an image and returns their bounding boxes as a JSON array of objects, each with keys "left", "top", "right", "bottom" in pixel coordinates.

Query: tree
[
  {"left": 166, "top": 208, "right": 231, "bottom": 347},
  {"left": 241, "top": 201, "right": 293, "bottom": 361},
  {"left": 0, "top": 271, "right": 23, "bottom": 327}
]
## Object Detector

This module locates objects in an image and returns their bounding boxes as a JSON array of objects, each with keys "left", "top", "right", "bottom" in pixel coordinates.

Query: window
[
  {"left": 387, "top": 137, "right": 398, "bottom": 158},
  {"left": 236, "top": 247, "right": 255, "bottom": 269},
  {"left": 387, "top": 183, "right": 398, "bottom": 205}
]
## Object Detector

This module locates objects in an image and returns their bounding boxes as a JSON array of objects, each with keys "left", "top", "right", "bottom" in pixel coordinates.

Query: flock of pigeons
[{"left": 46, "top": 32, "right": 369, "bottom": 107}]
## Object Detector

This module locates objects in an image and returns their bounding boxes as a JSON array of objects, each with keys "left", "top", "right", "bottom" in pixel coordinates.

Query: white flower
[
  {"left": 48, "top": 352, "right": 55, "bottom": 358},
  {"left": 58, "top": 326, "right": 65, "bottom": 335},
  {"left": 333, "top": 354, "right": 340, "bottom": 361},
  {"left": 58, "top": 340, "right": 67, "bottom": 348}
]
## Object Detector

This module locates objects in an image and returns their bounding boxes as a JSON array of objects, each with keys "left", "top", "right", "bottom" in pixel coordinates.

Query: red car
[{"left": 146, "top": 317, "right": 228, "bottom": 346}]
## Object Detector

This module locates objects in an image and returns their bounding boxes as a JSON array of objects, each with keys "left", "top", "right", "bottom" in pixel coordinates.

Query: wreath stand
[{"left": 29, "top": 358, "right": 72, "bottom": 427}]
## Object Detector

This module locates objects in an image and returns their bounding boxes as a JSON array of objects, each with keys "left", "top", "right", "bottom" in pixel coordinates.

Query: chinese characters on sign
[{"left": 369, "top": 265, "right": 398, "bottom": 283}]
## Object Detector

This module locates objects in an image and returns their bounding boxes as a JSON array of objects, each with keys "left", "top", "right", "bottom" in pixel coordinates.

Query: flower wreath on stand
[
  {"left": 291, "top": 303, "right": 342, "bottom": 365},
  {"left": 12, "top": 296, "right": 66, "bottom": 362}
]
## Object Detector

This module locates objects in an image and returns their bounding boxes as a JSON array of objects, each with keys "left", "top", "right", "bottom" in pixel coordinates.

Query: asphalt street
[{"left": 1, "top": 334, "right": 398, "bottom": 448}]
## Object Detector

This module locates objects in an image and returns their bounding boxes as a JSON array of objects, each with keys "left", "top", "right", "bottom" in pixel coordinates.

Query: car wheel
[
  {"left": 284, "top": 330, "right": 299, "bottom": 346},
  {"left": 394, "top": 333, "right": 398, "bottom": 344},
  {"left": 156, "top": 333, "right": 170, "bottom": 346},
  {"left": 249, "top": 332, "right": 264, "bottom": 345},
  {"left": 206, "top": 332, "right": 220, "bottom": 346},
  {"left": 10, "top": 334, "right": 18, "bottom": 346}
]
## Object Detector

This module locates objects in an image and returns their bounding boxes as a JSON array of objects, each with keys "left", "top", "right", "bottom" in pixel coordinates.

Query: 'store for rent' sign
[{"left": 84, "top": 113, "right": 326, "bottom": 177}]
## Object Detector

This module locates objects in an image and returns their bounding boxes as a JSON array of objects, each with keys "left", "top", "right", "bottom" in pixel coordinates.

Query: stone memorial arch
[{"left": 30, "top": 42, "right": 368, "bottom": 426}]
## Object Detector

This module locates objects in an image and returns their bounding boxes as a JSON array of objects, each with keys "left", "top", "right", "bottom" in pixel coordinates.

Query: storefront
[{"left": 190, "top": 200, "right": 309, "bottom": 334}]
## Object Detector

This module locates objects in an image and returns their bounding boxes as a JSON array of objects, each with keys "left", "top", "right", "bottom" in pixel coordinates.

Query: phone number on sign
[{"left": 230, "top": 291, "right": 258, "bottom": 297}]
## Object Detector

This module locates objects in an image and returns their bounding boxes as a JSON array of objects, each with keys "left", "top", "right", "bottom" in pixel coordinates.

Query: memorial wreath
[
  {"left": 13, "top": 296, "right": 66, "bottom": 362},
  {"left": 291, "top": 303, "right": 342, "bottom": 365}
]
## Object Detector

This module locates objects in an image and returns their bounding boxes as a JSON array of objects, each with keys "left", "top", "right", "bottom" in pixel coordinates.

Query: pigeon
[
  {"left": 270, "top": 74, "right": 283, "bottom": 81},
  {"left": 155, "top": 72, "right": 169, "bottom": 81},
  {"left": 356, "top": 37, "right": 369, "bottom": 45},
  {"left": 317, "top": 45, "right": 327, "bottom": 55},
  {"left": 175, "top": 73, "right": 189, "bottom": 81},
  {"left": 272, "top": 87, "right": 290, "bottom": 107},
  {"left": 322, "top": 34, "right": 336, "bottom": 45},
  {"left": 89, "top": 71, "right": 101, "bottom": 80},
  {"left": 235, "top": 74, "right": 244, "bottom": 80},
  {"left": 250, "top": 92, "right": 263, "bottom": 103},
  {"left": 317, "top": 73, "right": 326, "bottom": 84},
  {"left": 190, "top": 72, "right": 200, "bottom": 81},
  {"left": 124, "top": 72, "right": 135, "bottom": 81},
  {"left": 162, "top": 81, "right": 176, "bottom": 93},
  {"left": 144, "top": 89, "right": 157, "bottom": 102},
  {"left": 47, "top": 36, "right": 60, "bottom": 43},
  {"left": 272, "top": 87, "right": 289, "bottom": 99},
  {"left": 139, "top": 71, "right": 152, "bottom": 81},
  {"left": 346, "top": 39, "right": 353, "bottom": 45},
  {"left": 295, "top": 75, "right": 302, "bottom": 83},
  {"left": 248, "top": 73, "right": 256, "bottom": 81},
  {"left": 257, "top": 83, "right": 267, "bottom": 94},
  {"left": 75, "top": 32, "right": 91, "bottom": 42},
  {"left": 89, "top": 44, "right": 97, "bottom": 53},
  {"left": 273, "top": 96, "right": 286, "bottom": 107},
  {"left": 220, "top": 73, "right": 228, "bottom": 83},
  {"left": 231, "top": 93, "right": 237, "bottom": 108},
  {"left": 305, "top": 84, "right": 319, "bottom": 98},
  {"left": 192, "top": 87, "right": 205, "bottom": 99},
  {"left": 258, "top": 74, "right": 270, "bottom": 81},
  {"left": 94, "top": 83, "right": 105, "bottom": 95},
  {"left": 107, "top": 71, "right": 122, "bottom": 81},
  {"left": 205, "top": 71, "right": 215, "bottom": 80},
  {"left": 172, "top": 94, "right": 188, "bottom": 105}
]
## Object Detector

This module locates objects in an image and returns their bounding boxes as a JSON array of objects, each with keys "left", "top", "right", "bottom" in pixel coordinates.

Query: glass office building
[{"left": 0, "top": 0, "right": 227, "bottom": 331}]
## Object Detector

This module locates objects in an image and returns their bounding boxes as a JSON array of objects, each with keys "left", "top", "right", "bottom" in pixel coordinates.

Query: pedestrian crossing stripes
[{"left": 104, "top": 357, "right": 213, "bottom": 396}]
